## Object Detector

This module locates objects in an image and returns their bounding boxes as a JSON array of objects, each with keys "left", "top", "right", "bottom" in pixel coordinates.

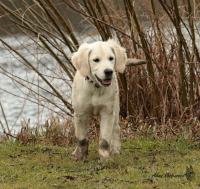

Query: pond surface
[{"left": 0, "top": 35, "right": 73, "bottom": 134}]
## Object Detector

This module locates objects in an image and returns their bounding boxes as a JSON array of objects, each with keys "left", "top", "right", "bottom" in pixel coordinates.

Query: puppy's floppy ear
[
  {"left": 72, "top": 43, "right": 91, "bottom": 77},
  {"left": 107, "top": 39, "right": 127, "bottom": 73}
]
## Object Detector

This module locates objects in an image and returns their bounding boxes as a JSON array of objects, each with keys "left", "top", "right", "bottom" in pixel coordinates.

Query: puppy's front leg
[
  {"left": 99, "top": 111, "right": 115, "bottom": 161},
  {"left": 72, "top": 112, "right": 89, "bottom": 161}
]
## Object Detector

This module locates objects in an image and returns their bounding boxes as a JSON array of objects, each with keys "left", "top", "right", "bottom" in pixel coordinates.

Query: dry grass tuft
[
  {"left": 15, "top": 116, "right": 74, "bottom": 146},
  {"left": 11, "top": 114, "right": 200, "bottom": 146}
]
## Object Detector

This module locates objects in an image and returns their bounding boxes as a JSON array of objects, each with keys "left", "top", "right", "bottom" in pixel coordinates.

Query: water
[{"left": 0, "top": 35, "right": 74, "bottom": 134}]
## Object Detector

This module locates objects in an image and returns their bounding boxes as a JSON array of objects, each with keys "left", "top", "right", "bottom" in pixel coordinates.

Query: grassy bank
[{"left": 0, "top": 137, "right": 200, "bottom": 189}]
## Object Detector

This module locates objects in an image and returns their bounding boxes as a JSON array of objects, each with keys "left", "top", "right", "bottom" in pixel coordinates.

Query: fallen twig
[{"left": 3, "top": 132, "right": 16, "bottom": 139}]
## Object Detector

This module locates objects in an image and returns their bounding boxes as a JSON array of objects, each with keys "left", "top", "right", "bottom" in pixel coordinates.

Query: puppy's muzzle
[{"left": 95, "top": 69, "right": 113, "bottom": 87}]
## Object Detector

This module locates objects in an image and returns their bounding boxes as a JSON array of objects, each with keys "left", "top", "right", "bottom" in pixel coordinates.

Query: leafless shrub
[{"left": 0, "top": 0, "right": 200, "bottom": 141}]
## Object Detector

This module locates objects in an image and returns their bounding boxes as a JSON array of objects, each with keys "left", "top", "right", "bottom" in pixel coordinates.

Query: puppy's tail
[{"left": 126, "top": 59, "right": 146, "bottom": 66}]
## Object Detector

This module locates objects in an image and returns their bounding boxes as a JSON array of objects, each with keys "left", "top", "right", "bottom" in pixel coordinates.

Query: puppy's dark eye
[
  {"left": 109, "top": 57, "right": 114, "bottom": 61},
  {"left": 93, "top": 58, "right": 100, "bottom": 62}
]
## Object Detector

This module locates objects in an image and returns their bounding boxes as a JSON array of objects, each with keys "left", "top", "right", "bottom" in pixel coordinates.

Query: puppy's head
[{"left": 72, "top": 39, "right": 127, "bottom": 87}]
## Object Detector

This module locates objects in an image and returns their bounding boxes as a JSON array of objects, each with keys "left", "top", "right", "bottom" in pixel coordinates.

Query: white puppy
[{"left": 71, "top": 39, "right": 145, "bottom": 161}]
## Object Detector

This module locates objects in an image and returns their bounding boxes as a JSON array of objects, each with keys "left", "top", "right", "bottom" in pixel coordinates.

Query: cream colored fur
[{"left": 71, "top": 39, "right": 126, "bottom": 161}]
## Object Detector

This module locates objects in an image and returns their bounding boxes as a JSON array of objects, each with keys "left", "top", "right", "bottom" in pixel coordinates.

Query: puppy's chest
[{"left": 87, "top": 92, "right": 116, "bottom": 115}]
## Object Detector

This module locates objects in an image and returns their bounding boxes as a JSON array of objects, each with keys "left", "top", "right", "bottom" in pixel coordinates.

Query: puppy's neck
[{"left": 85, "top": 76, "right": 100, "bottom": 88}]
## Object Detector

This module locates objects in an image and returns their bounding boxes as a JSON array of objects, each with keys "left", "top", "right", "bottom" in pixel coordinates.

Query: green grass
[{"left": 0, "top": 137, "right": 200, "bottom": 189}]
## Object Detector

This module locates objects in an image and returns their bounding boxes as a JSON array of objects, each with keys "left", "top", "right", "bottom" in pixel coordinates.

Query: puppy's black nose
[{"left": 104, "top": 69, "right": 113, "bottom": 77}]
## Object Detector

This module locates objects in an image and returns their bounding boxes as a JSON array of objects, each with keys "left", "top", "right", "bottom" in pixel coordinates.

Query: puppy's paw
[
  {"left": 110, "top": 147, "right": 121, "bottom": 156},
  {"left": 98, "top": 148, "right": 112, "bottom": 162},
  {"left": 71, "top": 147, "right": 88, "bottom": 161}
]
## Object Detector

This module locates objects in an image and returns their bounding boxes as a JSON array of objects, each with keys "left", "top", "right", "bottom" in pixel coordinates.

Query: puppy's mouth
[{"left": 95, "top": 75, "right": 112, "bottom": 86}]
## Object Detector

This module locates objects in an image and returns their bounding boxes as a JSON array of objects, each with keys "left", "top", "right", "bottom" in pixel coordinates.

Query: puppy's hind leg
[{"left": 72, "top": 112, "right": 89, "bottom": 161}]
